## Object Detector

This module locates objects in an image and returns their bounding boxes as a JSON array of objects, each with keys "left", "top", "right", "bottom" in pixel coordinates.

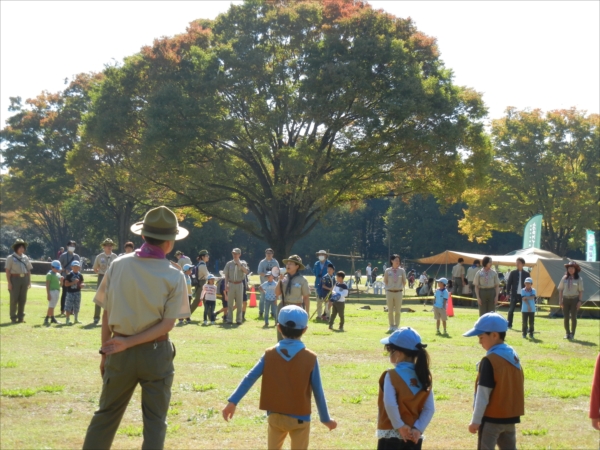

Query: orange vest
[
  {"left": 377, "top": 369, "right": 430, "bottom": 430},
  {"left": 475, "top": 354, "right": 525, "bottom": 418},
  {"left": 259, "top": 347, "right": 317, "bottom": 416}
]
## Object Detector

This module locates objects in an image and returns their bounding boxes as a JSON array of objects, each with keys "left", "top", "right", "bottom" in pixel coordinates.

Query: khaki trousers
[
  {"left": 94, "top": 274, "right": 104, "bottom": 321},
  {"left": 226, "top": 282, "right": 244, "bottom": 323},
  {"left": 316, "top": 296, "right": 330, "bottom": 318},
  {"left": 9, "top": 275, "right": 29, "bottom": 321},
  {"left": 83, "top": 340, "right": 175, "bottom": 450},
  {"left": 190, "top": 280, "right": 206, "bottom": 315},
  {"left": 267, "top": 413, "right": 310, "bottom": 450},
  {"left": 477, "top": 422, "right": 516, "bottom": 450},
  {"left": 478, "top": 288, "right": 496, "bottom": 316},
  {"left": 386, "top": 291, "right": 403, "bottom": 327}
]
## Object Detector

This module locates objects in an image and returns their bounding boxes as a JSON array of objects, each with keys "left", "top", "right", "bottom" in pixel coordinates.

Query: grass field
[{"left": 0, "top": 276, "right": 598, "bottom": 449}]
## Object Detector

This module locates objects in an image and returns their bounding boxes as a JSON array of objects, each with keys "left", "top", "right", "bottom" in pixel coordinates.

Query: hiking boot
[{"left": 50, "top": 317, "right": 60, "bottom": 324}]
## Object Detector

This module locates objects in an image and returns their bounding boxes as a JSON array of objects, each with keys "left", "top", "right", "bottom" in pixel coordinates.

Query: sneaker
[
  {"left": 568, "top": 333, "right": 574, "bottom": 340},
  {"left": 328, "top": 325, "right": 333, "bottom": 330},
  {"left": 436, "top": 329, "right": 441, "bottom": 335},
  {"left": 66, "top": 318, "right": 71, "bottom": 325},
  {"left": 522, "top": 334, "right": 527, "bottom": 339},
  {"left": 564, "top": 333, "right": 571, "bottom": 339},
  {"left": 508, "top": 324, "right": 512, "bottom": 329},
  {"left": 258, "top": 313, "right": 263, "bottom": 319},
  {"left": 339, "top": 325, "right": 344, "bottom": 331},
  {"left": 236, "top": 321, "right": 242, "bottom": 325},
  {"left": 93, "top": 318, "right": 99, "bottom": 325},
  {"left": 44, "top": 317, "right": 50, "bottom": 326},
  {"left": 203, "top": 320, "right": 208, "bottom": 325},
  {"left": 387, "top": 326, "right": 394, "bottom": 333},
  {"left": 443, "top": 330, "right": 447, "bottom": 335},
  {"left": 186, "top": 319, "right": 192, "bottom": 324},
  {"left": 529, "top": 333, "right": 534, "bottom": 339},
  {"left": 177, "top": 320, "right": 184, "bottom": 326},
  {"left": 74, "top": 319, "right": 81, "bottom": 324},
  {"left": 211, "top": 321, "right": 216, "bottom": 325}
]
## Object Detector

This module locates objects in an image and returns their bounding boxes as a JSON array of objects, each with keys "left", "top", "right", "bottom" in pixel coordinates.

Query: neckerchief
[
  {"left": 486, "top": 343, "right": 521, "bottom": 369},
  {"left": 135, "top": 243, "right": 165, "bottom": 259},
  {"left": 394, "top": 362, "right": 423, "bottom": 395},
  {"left": 275, "top": 338, "right": 306, "bottom": 361}
]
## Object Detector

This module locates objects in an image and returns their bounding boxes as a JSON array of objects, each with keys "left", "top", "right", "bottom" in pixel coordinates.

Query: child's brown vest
[
  {"left": 475, "top": 353, "right": 525, "bottom": 418},
  {"left": 377, "top": 369, "right": 430, "bottom": 429},
  {"left": 259, "top": 347, "right": 317, "bottom": 416}
]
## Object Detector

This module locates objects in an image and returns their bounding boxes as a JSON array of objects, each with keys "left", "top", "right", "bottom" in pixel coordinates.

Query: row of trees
[{"left": 1, "top": 0, "right": 598, "bottom": 267}]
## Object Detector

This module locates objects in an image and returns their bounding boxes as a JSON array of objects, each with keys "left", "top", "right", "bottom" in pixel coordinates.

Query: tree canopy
[
  {"left": 459, "top": 107, "right": 599, "bottom": 256},
  {"left": 80, "top": 0, "right": 490, "bottom": 257}
]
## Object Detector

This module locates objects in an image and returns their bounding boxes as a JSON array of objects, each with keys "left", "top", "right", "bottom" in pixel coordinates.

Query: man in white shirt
[
  {"left": 466, "top": 260, "right": 481, "bottom": 300},
  {"left": 365, "top": 263, "right": 373, "bottom": 287}
]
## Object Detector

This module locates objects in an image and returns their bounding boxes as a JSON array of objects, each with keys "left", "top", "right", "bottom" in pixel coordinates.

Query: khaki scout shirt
[
  {"left": 558, "top": 276, "right": 584, "bottom": 298},
  {"left": 473, "top": 268, "right": 500, "bottom": 288},
  {"left": 279, "top": 275, "right": 310, "bottom": 304},
  {"left": 224, "top": 259, "right": 248, "bottom": 283},
  {"left": 93, "top": 253, "right": 190, "bottom": 335},
  {"left": 93, "top": 251, "right": 118, "bottom": 275},
  {"left": 383, "top": 267, "right": 406, "bottom": 290},
  {"left": 5, "top": 253, "right": 33, "bottom": 274},
  {"left": 451, "top": 263, "right": 465, "bottom": 279}
]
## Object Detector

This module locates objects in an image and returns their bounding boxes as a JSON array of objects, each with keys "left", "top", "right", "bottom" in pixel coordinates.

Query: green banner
[
  {"left": 522, "top": 214, "right": 542, "bottom": 249},
  {"left": 586, "top": 230, "right": 597, "bottom": 262}
]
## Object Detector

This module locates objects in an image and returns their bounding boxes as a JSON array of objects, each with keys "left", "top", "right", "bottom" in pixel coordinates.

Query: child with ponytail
[{"left": 377, "top": 327, "right": 435, "bottom": 450}]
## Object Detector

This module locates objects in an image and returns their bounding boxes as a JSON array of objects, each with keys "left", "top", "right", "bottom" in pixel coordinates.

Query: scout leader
[
  {"left": 92, "top": 238, "right": 118, "bottom": 325},
  {"left": 4, "top": 239, "right": 33, "bottom": 323},
  {"left": 275, "top": 255, "right": 310, "bottom": 342},
  {"left": 223, "top": 248, "right": 250, "bottom": 325},
  {"left": 83, "top": 206, "right": 191, "bottom": 450}
]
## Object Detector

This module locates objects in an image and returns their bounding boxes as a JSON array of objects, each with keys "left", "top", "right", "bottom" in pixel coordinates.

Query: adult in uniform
[
  {"left": 466, "top": 260, "right": 481, "bottom": 301},
  {"left": 83, "top": 206, "right": 190, "bottom": 450},
  {"left": 275, "top": 255, "right": 310, "bottom": 341},
  {"left": 190, "top": 250, "right": 210, "bottom": 316},
  {"left": 451, "top": 258, "right": 466, "bottom": 305},
  {"left": 505, "top": 257, "right": 529, "bottom": 329},
  {"left": 5, "top": 239, "right": 33, "bottom": 323},
  {"left": 92, "top": 238, "right": 118, "bottom": 325},
  {"left": 558, "top": 261, "right": 584, "bottom": 340},
  {"left": 59, "top": 240, "right": 80, "bottom": 315},
  {"left": 175, "top": 250, "right": 192, "bottom": 268},
  {"left": 383, "top": 254, "right": 407, "bottom": 332},
  {"left": 257, "top": 248, "right": 280, "bottom": 319},
  {"left": 473, "top": 256, "right": 500, "bottom": 316},
  {"left": 223, "top": 248, "right": 249, "bottom": 324}
]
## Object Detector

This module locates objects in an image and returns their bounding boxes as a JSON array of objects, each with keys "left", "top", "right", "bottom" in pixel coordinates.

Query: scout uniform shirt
[
  {"left": 557, "top": 276, "right": 584, "bottom": 298},
  {"left": 93, "top": 251, "right": 118, "bottom": 275},
  {"left": 280, "top": 275, "right": 310, "bottom": 304},
  {"left": 93, "top": 253, "right": 190, "bottom": 335},
  {"left": 5, "top": 253, "right": 33, "bottom": 275},
  {"left": 473, "top": 268, "right": 500, "bottom": 289},
  {"left": 223, "top": 259, "right": 248, "bottom": 283},
  {"left": 452, "top": 263, "right": 465, "bottom": 279},
  {"left": 383, "top": 267, "right": 406, "bottom": 290}
]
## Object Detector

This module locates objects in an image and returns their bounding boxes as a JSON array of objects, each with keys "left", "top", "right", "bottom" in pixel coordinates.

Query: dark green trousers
[
  {"left": 93, "top": 274, "right": 104, "bottom": 321},
  {"left": 190, "top": 280, "right": 206, "bottom": 315},
  {"left": 9, "top": 275, "right": 29, "bottom": 321},
  {"left": 83, "top": 340, "right": 175, "bottom": 450}
]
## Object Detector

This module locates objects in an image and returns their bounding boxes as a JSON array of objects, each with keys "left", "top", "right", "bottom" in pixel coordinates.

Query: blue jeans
[
  {"left": 259, "top": 291, "right": 265, "bottom": 315},
  {"left": 264, "top": 301, "right": 277, "bottom": 324}
]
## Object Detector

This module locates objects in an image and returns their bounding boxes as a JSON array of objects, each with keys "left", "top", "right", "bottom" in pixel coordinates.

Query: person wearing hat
[
  {"left": 313, "top": 250, "right": 332, "bottom": 316},
  {"left": 200, "top": 273, "right": 218, "bottom": 325},
  {"left": 45, "top": 260, "right": 63, "bottom": 325},
  {"left": 377, "top": 327, "right": 434, "bottom": 449},
  {"left": 383, "top": 254, "right": 407, "bottom": 333},
  {"left": 257, "top": 248, "right": 280, "bottom": 319},
  {"left": 64, "top": 260, "right": 85, "bottom": 324},
  {"left": 558, "top": 261, "right": 584, "bottom": 340},
  {"left": 222, "top": 305, "right": 337, "bottom": 449},
  {"left": 464, "top": 312, "right": 524, "bottom": 450},
  {"left": 190, "top": 250, "right": 210, "bottom": 317},
  {"left": 175, "top": 250, "right": 192, "bottom": 268},
  {"left": 92, "top": 238, "right": 118, "bottom": 325},
  {"left": 58, "top": 240, "right": 81, "bottom": 315},
  {"left": 473, "top": 256, "right": 500, "bottom": 317},
  {"left": 275, "top": 255, "right": 311, "bottom": 341},
  {"left": 82, "top": 206, "right": 190, "bottom": 450},
  {"left": 223, "top": 248, "right": 249, "bottom": 325},
  {"left": 521, "top": 277, "right": 536, "bottom": 339},
  {"left": 5, "top": 239, "right": 33, "bottom": 323},
  {"left": 433, "top": 277, "right": 449, "bottom": 335}
]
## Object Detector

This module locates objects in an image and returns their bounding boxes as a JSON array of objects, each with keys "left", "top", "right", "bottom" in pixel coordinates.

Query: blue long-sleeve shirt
[
  {"left": 313, "top": 259, "right": 333, "bottom": 290},
  {"left": 228, "top": 353, "right": 331, "bottom": 423}
]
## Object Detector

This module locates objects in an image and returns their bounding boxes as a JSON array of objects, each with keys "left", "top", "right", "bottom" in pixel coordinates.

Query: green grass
[{"left": 0, "top": 281, "right": 598, "bottom": 449}]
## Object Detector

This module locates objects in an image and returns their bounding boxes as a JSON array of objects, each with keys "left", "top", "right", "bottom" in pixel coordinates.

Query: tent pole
[{"left": 445, "top": 251, "right": 448, "bottom": 279}]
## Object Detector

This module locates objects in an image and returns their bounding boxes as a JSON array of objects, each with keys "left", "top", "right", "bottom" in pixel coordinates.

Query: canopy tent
[{"left": 412, "top": 247, "right": 561, "bottom": 267}]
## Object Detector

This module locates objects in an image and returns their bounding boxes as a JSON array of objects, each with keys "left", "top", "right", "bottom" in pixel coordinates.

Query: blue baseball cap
[
  {"left": 524, "top": 277, "right": 533, "bottom": 284},
  {"left": 266, "top": 271, "right": 273, "bottom": 276},
  {"left": 463, "top": 312, "right": 508, "bottom": 337},
  {"left": 71, "top": 261, "right": 81, "bottom": 267},
  {"left": 207, "top": 273, "right": 215, "bottom": 280},
  {"left": 436, "top": 277, "right": 448, "bottom": 285},
  {"left": 380, "top": 327, "right": 422, "bottom": 351},
  {"left": 183, "top": 264, "right": 193, "bottom": 271},
  {"left": 278, "top": 305, "right": 308, "bottom": 330},
  {"left": 51, "top": 260, "right": 62, "bottom": 270}
]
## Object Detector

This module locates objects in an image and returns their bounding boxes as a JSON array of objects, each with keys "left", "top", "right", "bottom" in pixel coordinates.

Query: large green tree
[
  {"left": 80, "top": 0, "right": 489, "bottom": 257},
  {"left": 459, "top": 108, "right": 599, "bottom": 255}
]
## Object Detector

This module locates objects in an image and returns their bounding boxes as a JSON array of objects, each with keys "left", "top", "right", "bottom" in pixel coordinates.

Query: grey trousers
[
  {"left": 83, "top": 340, "right": 175, "bottom": 450},
  {"left": 9, "top": 275, "right": 29, "bottom": 321},
  {"left": 226, "top": 282, "right": 244, "bottom": 323},
  {"left": 94, "top": 274, "right": 104, "bottom": 321},
  {"left": 478, "top": 288, "right": 496, "bottom": 316},
  {"left": 477, "top": 422, "right": 516, "bottom": 450}
]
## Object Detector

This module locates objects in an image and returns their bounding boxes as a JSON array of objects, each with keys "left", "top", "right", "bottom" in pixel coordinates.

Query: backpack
[{"left": 190, "top": 264, "right": 199, "bottom": 287}]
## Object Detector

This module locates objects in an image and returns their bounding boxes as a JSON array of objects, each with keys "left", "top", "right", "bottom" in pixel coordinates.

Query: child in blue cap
[
  {"left": 200, "top": 273, "right": 218, "bottom": 325},
  {"left": 433, "top": 278, "right": 449, "bottom": 335},
  {"left": 377, "top": 327, "right": 434, "bottom": 450},
  {"left": 464, "top": 312, "right": 524, "bottom": 450},
  {"left": 222, "top": 305, "right": 337, "bottom": 449},
  {"left": 521, "top": 277, "right": 536, "bottom": 339},
  {"left": 45, "top": 260, "right": 63, "bottom": 325}
]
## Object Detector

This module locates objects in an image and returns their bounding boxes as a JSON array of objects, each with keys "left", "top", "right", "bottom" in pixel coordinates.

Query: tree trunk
[{"left": 267, "top": 237, "right": 295, "bottom": 266}]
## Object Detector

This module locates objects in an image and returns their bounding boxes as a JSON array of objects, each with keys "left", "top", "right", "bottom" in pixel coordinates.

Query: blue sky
[{"left": 1, "top": 1, "right": 598, "bottom": 128}]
